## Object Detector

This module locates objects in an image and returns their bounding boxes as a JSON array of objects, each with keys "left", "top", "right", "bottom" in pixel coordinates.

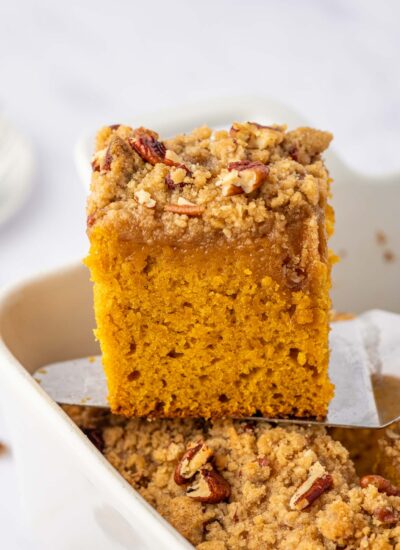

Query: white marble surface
[{"left": 0, "top": 0, "right": 400, "bottom": 547}]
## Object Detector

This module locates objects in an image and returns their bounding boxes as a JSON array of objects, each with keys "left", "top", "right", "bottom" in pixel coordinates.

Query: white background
[{"left": 1, "top": 0, "right": 399, "bottom": 547}]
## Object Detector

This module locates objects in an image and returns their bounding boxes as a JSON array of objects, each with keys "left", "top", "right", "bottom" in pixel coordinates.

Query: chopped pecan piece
[
  {"left": 134, "top": 189, "right": 156, "bottom": 208},
  {"left": 187, "top": 466, "right": 231, "bottom": 504},
  {"left": 241, "top": 422, "right": 256, "bottom": 433},
  {"left": 257, "top": 456, "right": 269, "bottom": 468},
  {"left": 284, "top": 267, "right": 306, "bottom": 288},
  {"left": 360, "top": 475, "right": 400, "bottom": 496},
  {"left": 229, "top": 122, "right": 285, "bottom": 148},
  {"left": 91, "top": 142, "right": 113, "bottom": 172},
  {"left": 288, "top": 145, "right": 299, "bottom": 162},
  {"left": 108, "top": 124, "right": 121, "bottom": 130},
  {"left": 216, "top": 161, "right": 268, "bottom": 196},
  {"left": 164, "top": 151, "right": 192, "bottom": 175},
  {"left": 248, "top": 122, "right": 283, "bottom": 131},
  {"left": 218, "top": 178, "right": 244, "bottom": 197},
  {"left": 373, "top": 507, "right": 398, "bottom": 525},
  {"left": 102, "top": 143, "right": 113, "bottom": 171},
  {"left": 165, "top": 169, "right": 190, "bottom": 190},
  {"left": 91, "top": 157, "right": 100, "bottom": 172},
  {"left": 164, "top": 198, "right": 204, "bottom": 217},
  {"left": 165, "top": 173, "right": 182, "bottom": 190},
  {"left": 87, "top": 213, "right": 96, "bottom": 227},
  {"left": 174, "top": 440, "right": 213, "bottom": 485},
  {"left": 283, "top": 257, "right": 306, "bottom": 289},
  {"left": 91, "top": 148, "right": 106, "bottom": 172},
  {"left": 290, "top": 461, "right": 333, "bottom": 510},
  {"left": 202, "top": 518, "right": 223, "bottom": 534}
]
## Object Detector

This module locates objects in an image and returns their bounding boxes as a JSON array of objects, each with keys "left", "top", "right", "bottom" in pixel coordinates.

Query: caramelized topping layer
[{"left": 87, "top": 122, "right": 332, "bottom": 246}]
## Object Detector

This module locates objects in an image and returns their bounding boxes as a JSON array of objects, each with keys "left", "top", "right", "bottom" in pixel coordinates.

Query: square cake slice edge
[{"left": 85, "top": 121, "right": 334, "bottom": 418}]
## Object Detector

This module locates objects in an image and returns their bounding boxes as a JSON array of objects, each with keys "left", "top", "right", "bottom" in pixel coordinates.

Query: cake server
[{"left": 33, "top": 309, "right": 400, "bottom": 429}]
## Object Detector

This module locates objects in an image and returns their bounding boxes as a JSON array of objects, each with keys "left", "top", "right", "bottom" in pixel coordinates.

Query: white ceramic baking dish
[{"left": 0, "top": 98, "right": 399, "bottom": 549}]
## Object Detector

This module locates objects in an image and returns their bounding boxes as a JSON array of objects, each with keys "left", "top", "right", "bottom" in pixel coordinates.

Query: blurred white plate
[{"left": 0, "top": 115, "right": 35, "bottom": 227}]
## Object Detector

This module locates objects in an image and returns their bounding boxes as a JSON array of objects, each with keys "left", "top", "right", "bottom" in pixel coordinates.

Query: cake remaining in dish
[
  {"left": 65, "top": 406, "right": 400, "bottom": 550},
  {"left": 86, "top": 121, "right": 334, "bottom": 418},
  {"left": 375, "top": 426, "right": 400, "bottom": 487}
]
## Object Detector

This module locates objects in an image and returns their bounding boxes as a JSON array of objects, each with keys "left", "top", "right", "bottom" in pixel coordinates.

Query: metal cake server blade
[{"left": 33, "top": 310, "right": 400, "bottom": 429}]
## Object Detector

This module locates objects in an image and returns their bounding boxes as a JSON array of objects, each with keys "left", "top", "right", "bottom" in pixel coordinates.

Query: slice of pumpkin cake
[{"left": 85, "top": 121, "right": 334, "bottom": 418}]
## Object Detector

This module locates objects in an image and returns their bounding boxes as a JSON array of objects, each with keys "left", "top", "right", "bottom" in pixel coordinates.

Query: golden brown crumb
[
  {"left": 87, "top": 122, "right": 332, "bottom": 246},
  {"left": 63, "top": 406, "right": 400, "bottom": 549}
]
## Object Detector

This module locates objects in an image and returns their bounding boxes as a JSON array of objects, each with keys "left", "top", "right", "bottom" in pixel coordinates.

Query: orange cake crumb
[{"left": 85, "top": 121, "right": 334, "bottom": 418}]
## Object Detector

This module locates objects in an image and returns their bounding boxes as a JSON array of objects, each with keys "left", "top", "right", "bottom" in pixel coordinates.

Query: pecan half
[
  {"left": 164, "top": 201, "right": 204, "bottom": 216},
  {"left": 174, "top": 440, "right": 213, "bottom": 485},
  {"left": 128, "top": 129, "right": 189, "bottom": 173},
  {"left": 290, "top": 461, "right": 333, "bottom": 511},
  {"left": 360, "top": 475, "right": 400, "bottom": 496},
  {"left": 128, "top": 133, "right": 167, "bottom": 165},
  {"left": 373, "top": 507, "right": 398, "bottom": 525},
  {"left": 187, "top": 466, "right": 231, "bottom": 504}
]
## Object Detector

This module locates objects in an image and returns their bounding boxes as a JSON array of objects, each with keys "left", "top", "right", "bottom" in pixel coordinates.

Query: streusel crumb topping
[
  {"left": 87, "top": 122, "right": 332, "bottom": 245},
  {"left": 65, "top": 407, "right": 400, "bottom": 550}
]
